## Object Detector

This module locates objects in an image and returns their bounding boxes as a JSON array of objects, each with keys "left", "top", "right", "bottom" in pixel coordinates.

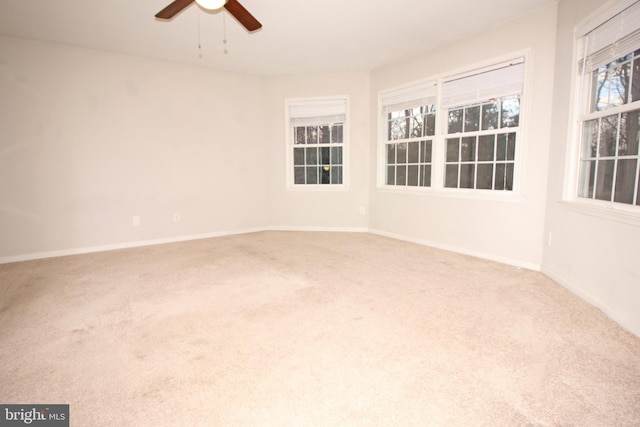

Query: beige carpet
[{"left": 1, "top": 231, "right": 639, "bottom": 426}]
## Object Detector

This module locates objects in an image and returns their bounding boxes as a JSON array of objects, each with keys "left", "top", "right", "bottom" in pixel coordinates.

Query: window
[
  {"left": 442, "top": 59, "right": 524, "bottom": 191},
  {"left": 444, "top": 97, "right": 519, "bottom": 190},
  {"left": 381, "top": 82, "right": 437, "bottom": 187},
  {"left": 287, "top": 98, "right": 347, "bottom": 187},
  {"left": 575, "top": 1, "right": 640, "bottom": 206},
  {"left": 379, "top": 57, "right": 525, "bottom": 194}
]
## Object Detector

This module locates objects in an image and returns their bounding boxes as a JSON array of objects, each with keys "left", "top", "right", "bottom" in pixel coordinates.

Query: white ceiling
[{"left": 0, "top": 0, "right": 558, "bottom": 76}]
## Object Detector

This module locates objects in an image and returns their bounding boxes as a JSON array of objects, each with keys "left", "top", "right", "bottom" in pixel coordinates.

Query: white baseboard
[
  {"left": 541, "top": 266, "right": 640, "bottom": 338},
  {"left": 368, "top": 228, "right": 541, "bottom": 271},
  {"left": 265, "top": 225, "right": 369, "bottom": 233},
  {"left": 0, "top": 227, "right": 265, "bottom": 264},
  {"left": 0, "top": 226, "right": 372, "bottom": 264}
]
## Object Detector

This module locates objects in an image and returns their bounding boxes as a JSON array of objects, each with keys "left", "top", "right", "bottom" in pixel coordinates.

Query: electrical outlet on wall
[
  {"left": 132, "top": 216, "right": 141, "bottom": 226},
  {"left": 173, "top": 213, "right": 181, "bottom": 223}
]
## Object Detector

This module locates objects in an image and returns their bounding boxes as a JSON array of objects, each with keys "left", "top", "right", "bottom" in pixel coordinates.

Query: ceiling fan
[{"left": 155, "top": 0, "right": 262, "bottom": 32}]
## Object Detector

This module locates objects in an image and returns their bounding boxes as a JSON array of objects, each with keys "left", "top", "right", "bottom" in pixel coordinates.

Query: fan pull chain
[
  {"left": 197, "top": 6, "right": 203, "bottom": 58},
  {"left": 223, "top": 12, "right": 228, "bottom": 55}
]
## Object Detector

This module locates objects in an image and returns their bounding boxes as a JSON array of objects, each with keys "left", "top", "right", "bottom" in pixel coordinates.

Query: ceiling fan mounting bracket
[{"left": 155, "top": 0, "right": 262, "bottom": 32}]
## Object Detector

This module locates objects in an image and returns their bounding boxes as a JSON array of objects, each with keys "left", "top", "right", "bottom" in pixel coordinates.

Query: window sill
[
  {"left": 377, "top": 185, "right": 523, "bottom": 203},
  {"left": 287, "top": 184, "right": 350, "bottom": 192},
  {"left": 559, "top": 199, "right": 640, "bottom": 227}
]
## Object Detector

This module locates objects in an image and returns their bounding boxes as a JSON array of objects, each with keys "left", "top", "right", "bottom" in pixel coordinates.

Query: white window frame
[
  {"left": 563, "top": 0, "right": 640, "bottom": 224},
  {"left": 285, "top": 96, "right": 349, "bottom": 190},
  {"left": 379, "top": 80, "right": 438, "bottom": 188},
  {"left": 377, "top": 52, "right": 529, "bottom": 201}
]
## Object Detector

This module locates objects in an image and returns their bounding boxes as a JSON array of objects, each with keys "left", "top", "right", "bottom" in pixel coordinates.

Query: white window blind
[
  {"left": 442, "top": 58, "right": 525, "bottom": 108},
  {"left": 578, "top": 0, "right": 640, "bottom": 71},
  {"left": 289, "top": 98, "right": 346, "bottom": 127},
  {"left": 380, "top": 81, "right": 438, "bottom": 115}
]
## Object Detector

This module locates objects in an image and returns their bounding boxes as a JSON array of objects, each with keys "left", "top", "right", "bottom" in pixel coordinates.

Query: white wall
[
  {"left": 0, "top": 36, "right": 371, "bottom": 261},
  {"left": 542, "top": 0, "right": 640, "bottom": 337},
  {"left": 264, "top": 72, "right": 371, "bottom": 231},
  {"left": 0, "top": 36, "right": 269, "bottom": 260},
  {"left": 368, "top": 5, "right": 558, "bottom": 269}
]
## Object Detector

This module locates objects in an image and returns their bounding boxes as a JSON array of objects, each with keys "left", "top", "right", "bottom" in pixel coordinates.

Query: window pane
[
  {"left": 306, "top": 166, "right": 317, "bottom": 184},
  {"left": 506, "top": 133, "right": 516, "bottom": 161},
  {"left": 320, "top": 166, "right": 331, "bottom": 184},
  {"left": 592, "top": 69, "right": 608, "bottom": 112},
  {"left": 481, "top": 101, "right": 499, "bottom": 130},
  {"left": 505, "top": 163, "right": 514, "bottom": 191},
  {"left": 614, "top": 159, "right": 637, "bottom": 204},
  {"left": 501, "top": 97, "right": 520, "bottom": 128},
  {"left": 461, "top": 136, "right": 476, "bottom": 162},
  {"left": 389, "top": 112, "right": 407, "bottom": 140},
  {"left": 445, "top": 165, "right": 459, "bottom": 188},
  {"left": 599, "top": 115, "right": 618, "bottom": 157},
  {"left": 294, "top": 167, "right": 305, "bottom": 184},
  {"left": 420, "top": 164, "right": 432, "bottom": 187},
  {"left": 387, "top": 166, "right": 395, "bottom": 185},
  {"left": 319, "top": 125, "right": 331, "bottom": 143},
  {"left": 306, "top": 147, "right": 318, "bottom": 165},
  {"left": 397, "top": 165, "right": 407, "bottom": 185},
  {"left": 460, "top": 164, "right": 475, "bottom": 188},
  {"left": 332, "top": 124, "right": 343, "bottom": 143},
  {"left": 446, "top": 138, "right": 460, "bottom": 162},
  {"left": 448, "top": 109, "right": 463, "bottom": 133},
  {"left": 477, "top": 164, "right": 493, "bottom": 189},
  {"left": 331, "top": 147, "right": 342, "bottom": 165},
  {"left": 578, "top": 160, "right": 596, "bottom": 198},
  {"left": 424, "top": 113, "right": 436, "bottom": 136},
  {"left": 332, "top": 166, "right": 343, "bottom": 184},
  {"left": 409, "top": 108, "right": 424, "bottom": 138},
  {"left": 496, "top": 134, "right": 507, "bottom": 161},
  {"left": 595, "top": 159, "right": 615, "bottom": 201},
  {"left": 610, "top": 62, "right": 631, "bottom": 106},
  {"left": 387, "top": 144, "right": 396, "bottom": 164},
  {"left": 582, "top": 119, "right": 599, "bottom": 158},
  {"left": 495, "top": 163, "right": 506, "bottom": 190},
  {"left": 294, "top": 148, "right": 305, "bottom": 166},
  {"left": 407, "top": 165, "right": 419, "bottom": 186},
  {"left": 307, "top": 126, "right": 318, "bottom": 144},
  {"left": 397, "top": 143, "right": 408, "bottom": 164},
  {"left": 321, "top": 147, "right": 330, "bottom": 165},
  {"left": 478, "top": 135, "right": 495, "bottom": 161},
  {"left": 408, "top": 141, "right": 419, "bottom": 163},
  {"left": 421, "top": 140, "right": 433, "bottom": 163},
  {"left": 464, "top": 105, "right": 480, "bottom": 132},
  {"left": 619, "top": 111, "right": 639, "bottom": 156},
  {"left": 295, "top": 127, "right": 306, "bottom": 144}
]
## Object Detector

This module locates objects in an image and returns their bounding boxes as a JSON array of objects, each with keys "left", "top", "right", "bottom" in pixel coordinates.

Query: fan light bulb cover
[{"left": 195, "top": 0, "right": 227, "bottom": 10}]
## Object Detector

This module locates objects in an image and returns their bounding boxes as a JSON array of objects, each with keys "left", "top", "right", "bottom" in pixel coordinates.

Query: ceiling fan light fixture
[{"left": 195, "top": 0, "right": 228, "bottom": 11}]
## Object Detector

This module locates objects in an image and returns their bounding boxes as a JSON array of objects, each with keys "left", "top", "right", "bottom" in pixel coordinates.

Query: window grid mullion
[
  {"left": 473, "top": 136, "right": 479, "bottom": 190},
  {"left": 610, "top": 112, "right": 623, "bottom": 202},
  {"left": 592, "top": 117, "right": 602, "bottom": 199},
  {"left": 458, "top": 139, "right": 462, "bottom": 188},
  {"left": 633, "top": 152, "right": 640, "bottom": 205},
  {"left": 493, "top": 136, "right": 498, "bottom": 190}
]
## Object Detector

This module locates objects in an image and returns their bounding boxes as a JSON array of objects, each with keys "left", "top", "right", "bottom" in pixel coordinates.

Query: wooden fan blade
[
  {"left": 224, "top": 0, "right": 262, "bottom": 32},
  {"left": 155, "top": 0, "right": 194, "bottom": 19}
]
